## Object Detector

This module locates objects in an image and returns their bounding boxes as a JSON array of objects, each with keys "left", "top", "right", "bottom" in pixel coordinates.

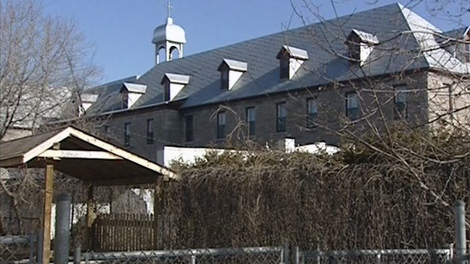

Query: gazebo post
[
  {"left": 153, "top": 177, "right": 164, "bottom": 249},
  {"left": 85, "top": 183, "right": 94, "bottom": 250},
  {"left": 41, "top": 161, "right": 54, "bottom": 264}
]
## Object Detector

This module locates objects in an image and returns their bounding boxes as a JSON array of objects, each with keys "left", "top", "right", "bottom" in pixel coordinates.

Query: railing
[
  {"left": 82, "top": 246, "right": 286, "bottom": 264},
  {"left": 295, "top": 248, "right": 452, "bottom": 264},
  {"left": 0, "top": 234, "right": 38, "bottom": 263}
]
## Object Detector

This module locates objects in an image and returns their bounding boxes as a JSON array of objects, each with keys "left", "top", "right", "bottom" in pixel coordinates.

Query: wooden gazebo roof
[{"left": 0, "top": 126, "right": 177, "bottom": 185}]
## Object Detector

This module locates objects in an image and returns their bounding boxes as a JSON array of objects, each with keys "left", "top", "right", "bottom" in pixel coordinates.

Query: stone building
[{"left": 77, "top": 3, "right": 469, "bottom": 164}]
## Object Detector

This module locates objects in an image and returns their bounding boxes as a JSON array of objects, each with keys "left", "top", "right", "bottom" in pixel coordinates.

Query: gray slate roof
[{"left": 87, "top": 3, "right": 469, "bottom": 114}]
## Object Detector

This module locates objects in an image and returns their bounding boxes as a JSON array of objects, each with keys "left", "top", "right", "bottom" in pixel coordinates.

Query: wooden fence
[{"left": 92, "top": 213, "right": 155, "bottom": 251}]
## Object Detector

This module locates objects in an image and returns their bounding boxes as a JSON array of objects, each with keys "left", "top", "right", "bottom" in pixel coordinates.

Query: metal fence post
[
  {"left": 294, "top": 246, "right": 300, "bottom": 264},
  {"left": 29, "top": 234, "right": 36, "bottom": 263},
  {"left": 74, "top": 246, "right": 81, "bottom": 264},
  {"left": 54, "top": 193, "right": 72, "bottom": 264},
  {"left": 282, "top": 242, "right": 290, "bottom": 264},
  {"left": 454, "top": 200, "right": 467, "bottom": 264}
]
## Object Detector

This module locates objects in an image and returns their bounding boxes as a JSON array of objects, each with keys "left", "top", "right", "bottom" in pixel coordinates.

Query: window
[
  {"left": 276, "top": 102, "right": 287, "bottom": 132},
  {"left": 163, "top": 81, "right": 170, "bottom": 101},
  {"left": 122, "top": 93, "right": 129, "bottom": 108},
  {"left": 217, "top": 111, "right": 226, "bottom": 138},
  {"left": 246, "top": 107, "right": 255, "bottom": 136},
  {"left": 124, "top": 122, "right": 131, "bottom": 146},
  {"left": 394, "top": 86, "right": 408, "bottom": 120},
  {"left": 280, "top": 54, "right": 289, "bottom": 79},
  {"left": 306, "top": 98, "right": 318, "bottom": 128},
  {"left": 345, "top": 92, "right": 359, "bottom": 120},
  {"left": 185, "top": 115, "right": 193, "bottom": 142},
  {"left": 221, "top": 69, "right": 229, "bottom": 90},
  {"left": 146, "top": 119, "right": 154, "bottom": 144},
  {"left": 348, "top": 42, "right": 361, "bottom": 62}
]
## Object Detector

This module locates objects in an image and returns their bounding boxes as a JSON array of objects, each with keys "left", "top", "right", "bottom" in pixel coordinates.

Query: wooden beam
[
  {"left": 90, "top": 176, "right": 162, "bottom": 186},
  {"left": 38, "top": 150, "right": 123, "bottom": 160},
  {"left": 41, "top": 163, "right": 54, "bottom": 264}
]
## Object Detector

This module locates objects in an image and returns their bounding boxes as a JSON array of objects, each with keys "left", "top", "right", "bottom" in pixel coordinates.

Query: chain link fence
[
  {"left": 0, "top": 234, "right": 38, "bottom": 263},
  {"left": 296, "top": 248, "right": 452, "bottom": 264},
  {"left": 82, "top": 246, "right": 286, "bottom": 264},
  {"left": 79, "top": 246, "right": 455, "bottom": 264}
]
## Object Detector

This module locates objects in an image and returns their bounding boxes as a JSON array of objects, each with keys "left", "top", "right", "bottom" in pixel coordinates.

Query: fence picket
[{"left": 91, "top": 213, "right": 156, "bottom": 251}]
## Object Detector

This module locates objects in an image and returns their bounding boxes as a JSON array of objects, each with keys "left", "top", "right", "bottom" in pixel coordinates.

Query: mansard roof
[{"left": 87, "top": 3, "right": 469, "bottom": 115}]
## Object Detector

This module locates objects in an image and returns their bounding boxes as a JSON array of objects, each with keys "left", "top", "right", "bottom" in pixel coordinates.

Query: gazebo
[{"left": 0, "top": 126, "right": 177, "bottom": 263}]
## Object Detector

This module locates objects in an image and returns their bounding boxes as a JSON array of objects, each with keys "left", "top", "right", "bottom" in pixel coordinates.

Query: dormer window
[
  {"left": 345, "top": 29, "right": 379, "bottom": 66},
  {"left": 163, "top": 81, "right": 170, "bottom": 101},
  {"left": 217, "top": 59, "right": 247, "bottom": 90},
  {"left": 276, "top": 45, "right": 308, "bottom": 80},
  {"left": 79, "top": 93, "right": 98, "bottom": 116},
  {"left": 221, "top": 66, "right": 229, "bottom": 90},
  {"left": 161, "top": 73, "right": 190, "bottom": 101},
  {"left": 121, "top": 92, "right": 129, "bottom": 108},
  {"left": 120, "top": 83, "right": 147, "bottom": 109}
]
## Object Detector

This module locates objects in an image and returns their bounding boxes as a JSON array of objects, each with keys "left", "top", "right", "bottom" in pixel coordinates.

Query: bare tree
[
  {"left": 0, "top": 0, "right": 100, "bottom": 141},
  {"left": 281, "top": 0, "right": 470, "bottom": 213}
]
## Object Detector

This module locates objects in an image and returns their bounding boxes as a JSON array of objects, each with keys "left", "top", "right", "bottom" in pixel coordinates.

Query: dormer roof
[
  {"left": 120, "top": 83, "right": 147, "bottom": 94},
  {"left": 217, "top": 59, "right": 248, "bottom": 72},
  {"left": 346, "top": 29, "right": 379, "bottom": 45},
  {"left": 276, "top": 45, "right": 309, "bottom": 60},
  {"left": 161, "top": 73, "right": 190, "bottom": 85},
  {"left": 80, "top": 94, "right": 99, "bottom": 103}
]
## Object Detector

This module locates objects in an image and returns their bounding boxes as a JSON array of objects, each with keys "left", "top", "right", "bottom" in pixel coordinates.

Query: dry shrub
[{"left": 167, "top": 130, "right": 470, "bottom": 250}]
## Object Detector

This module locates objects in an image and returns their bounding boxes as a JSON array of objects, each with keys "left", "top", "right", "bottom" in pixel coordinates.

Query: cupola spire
[{"left": 152, "top": 1, "right": 186, "bottom": 65}]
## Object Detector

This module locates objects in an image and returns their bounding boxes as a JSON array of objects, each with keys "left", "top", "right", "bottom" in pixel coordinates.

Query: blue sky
[{"left": 43, "top": 0, "right": 468, "bottom": 84}]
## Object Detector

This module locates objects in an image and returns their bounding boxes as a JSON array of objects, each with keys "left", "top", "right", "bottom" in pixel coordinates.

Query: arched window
[
  {"left": 169, "top": 46, "right": 180, "bottom": 61},
  {"left": 158, "top": 47, "right": 166, "bottom": 64}
]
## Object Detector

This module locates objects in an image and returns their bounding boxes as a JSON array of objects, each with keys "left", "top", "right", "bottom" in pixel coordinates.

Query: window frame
[
  {"left": 276, "top": 102, "right": 287, "bottom": 132},
  {"left": 163, "top": 81, "right": 170, "bottom": 101},
  {"left": 146, "top": 119, "right": 154, "bottom": 145},
  {"left": 245, "top": 107, "right": 256, "bottom": 136},
  {"left": 122, "top": 92, "right": 129, "bottom": 108},
  {"left": 217, "top": 111, "right": 226, "bottom": 139},
  {"left": 280, "top": 53, "right": 290, "bottom": 79},
  {"left": 221, "top": 68, "right": 229, "bottom": 90},
  {"left": 345, "top": 92, "right": 359, "bottom": 120},
  {"left": 306, "top": 97, "right": 318, "bottom": 128},
  {"left": 124, "top": 122, "right": 131, "bottom": 146},
  {"left": 185, "top": 115, "right": 194, "bottom": 142}
]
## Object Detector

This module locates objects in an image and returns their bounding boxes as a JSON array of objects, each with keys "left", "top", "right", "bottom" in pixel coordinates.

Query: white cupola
[{"left": 152, "top": 2, "right": 186, "bottom": 65}]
